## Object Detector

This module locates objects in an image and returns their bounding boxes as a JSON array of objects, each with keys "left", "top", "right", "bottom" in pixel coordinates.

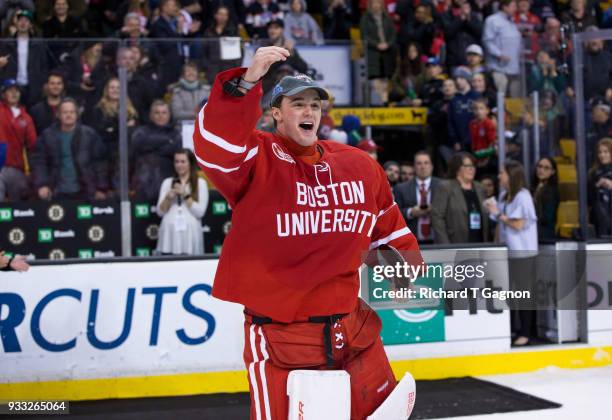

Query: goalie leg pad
[
  {"left": 287, "top": 370, "right": 351, "bottom": 420},
  {"left": 366, "top": 372, "right": 416, "bottom": 420}
]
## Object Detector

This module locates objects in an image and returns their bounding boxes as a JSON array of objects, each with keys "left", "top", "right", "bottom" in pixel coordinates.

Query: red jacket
[
  {"left": 194, "top": 68, "right": 421, "bottom": 322},
  {"left": 470, "top": 117, "right": 496, "bottom": 155},
  {"left": 0, "top": 102, "right": 36, "bottom": 171}
]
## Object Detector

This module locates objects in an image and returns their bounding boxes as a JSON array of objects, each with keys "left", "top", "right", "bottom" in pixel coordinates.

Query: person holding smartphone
[{"left": 155, "top": 149, "right": 209, "bottom": 255}]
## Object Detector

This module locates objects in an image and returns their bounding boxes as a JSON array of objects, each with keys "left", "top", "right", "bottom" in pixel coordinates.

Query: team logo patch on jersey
[{"left": 272, "top": 143, "right": 296, "bottom": 164}]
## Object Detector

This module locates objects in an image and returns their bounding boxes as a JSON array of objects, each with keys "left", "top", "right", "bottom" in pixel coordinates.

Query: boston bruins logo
[
  {"left": 48, "top": 204, "right": 65, "bottom": 222},
  {"left": 88, "top": 225, "right": 105, "bottom": 242},
  {"left": 49, "top": 248, "right": 66, "bottom": 260},
  {"left": 8, "top": 228, "right": 25, "bottom": 245},
  {"left": 146, "top": 224, "right": 159, "bottom": 240}
]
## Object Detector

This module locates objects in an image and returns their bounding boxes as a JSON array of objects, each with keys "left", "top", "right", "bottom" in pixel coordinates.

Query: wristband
[
  {"left": 223, "top": 78, "right": 246, "bottom": 97},
  {"left": 238, "top": 77, "right": 257, "bottom": 90}
]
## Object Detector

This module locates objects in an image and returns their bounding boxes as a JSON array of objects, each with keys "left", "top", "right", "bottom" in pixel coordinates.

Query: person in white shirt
[
  {"left": 156, "top": 148, "right": 209, "bottom": 255},
  {"left": 485, "top": 160, "right": 538, "bottom": 346}
]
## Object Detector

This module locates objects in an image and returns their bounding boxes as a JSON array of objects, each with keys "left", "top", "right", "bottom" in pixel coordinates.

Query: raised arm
[{"left": 192, "top": 47, "right": 289, "bottom": 207}]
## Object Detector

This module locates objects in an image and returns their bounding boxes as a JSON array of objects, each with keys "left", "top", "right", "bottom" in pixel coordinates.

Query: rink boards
[{"left": 1, "top": 246, "right": 611, "bottom": 401}]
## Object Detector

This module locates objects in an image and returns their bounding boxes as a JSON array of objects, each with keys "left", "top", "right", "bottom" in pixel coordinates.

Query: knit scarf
[{"left": 179, "top": 78, "right": 200, "bottom": 91}]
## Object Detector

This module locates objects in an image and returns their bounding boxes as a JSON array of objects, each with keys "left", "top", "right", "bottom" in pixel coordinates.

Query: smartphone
[{"left": 419, "top": 204, "right": 429, "bottom": 210}]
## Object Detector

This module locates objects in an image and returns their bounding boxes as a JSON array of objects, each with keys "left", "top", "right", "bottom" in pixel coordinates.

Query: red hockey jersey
[{"left": 193, "top": 67, "right": 421, "bottom": 322}]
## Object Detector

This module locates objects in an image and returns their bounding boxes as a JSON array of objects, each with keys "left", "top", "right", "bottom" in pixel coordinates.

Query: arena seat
[
  {"left": 504, "top": 98, "right": 525, "bottom": 124},
  {"left": 350, "top": 27, "right": 363, "bottom": 59},
  {"left": 559, "top": 138, "right": 576, "bottom": 163},
  {"left": 558, "top": 182, "right": 578, "bottom": 201},
  {"left": 556, "top": 200, "right": 579, "bottom": 238},
  {"left": 557, "top": 163, "right": 577, "bottom": 183}
]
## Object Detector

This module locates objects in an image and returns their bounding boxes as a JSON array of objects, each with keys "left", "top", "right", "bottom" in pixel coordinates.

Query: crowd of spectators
[{"left": 0, "top": 0, "right": 610, "bottom": 240}]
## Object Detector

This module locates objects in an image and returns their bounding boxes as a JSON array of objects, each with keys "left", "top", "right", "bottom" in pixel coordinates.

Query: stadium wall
[{"left": 1, "top": 253, "right": 611, "bottom": 401}]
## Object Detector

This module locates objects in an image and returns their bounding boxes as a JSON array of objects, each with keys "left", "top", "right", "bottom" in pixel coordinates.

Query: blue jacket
[{"left": 448, "top": 90, "right": 479, "bottom": 148}]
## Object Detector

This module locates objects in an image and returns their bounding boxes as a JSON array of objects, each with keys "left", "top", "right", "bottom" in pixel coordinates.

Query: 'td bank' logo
[
  {"left": 38, "top": 229, "right": 52, "bottom": 243},
  {"left": 77, "top": 205, "right": 92, "bottom": 219},
  {"left": 0, "top": 208, "right": 12, "bottom": 222},
  {"left": 135, "top": 204, "right": 150, "bottom": 218},
  {"left": 0, "top": 284, "right": 217, "bottom": 353}
]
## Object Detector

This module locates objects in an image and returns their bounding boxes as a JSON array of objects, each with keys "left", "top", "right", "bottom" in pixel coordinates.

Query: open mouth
[{"left": 298, "top": 122, "right": 314, "bottom": 131}]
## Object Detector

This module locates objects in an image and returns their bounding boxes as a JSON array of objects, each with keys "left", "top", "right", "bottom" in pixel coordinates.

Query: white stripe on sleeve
[
  {"left": 377, "top": 202, "right": 398, "bottom": 217},
  {"left": 198, "top": 104, "right": 247, "bottom": 154},
  {"left": 369, "top": 227, "right": 412, "bottom": 249},
  {"left": 195, "top": 146, "right": 258, "bottom": 173}
]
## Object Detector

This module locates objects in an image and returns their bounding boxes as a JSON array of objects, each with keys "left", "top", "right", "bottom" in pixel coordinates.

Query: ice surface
[{"left": 434, "top": 365, "right": 612, "bottom": 419}]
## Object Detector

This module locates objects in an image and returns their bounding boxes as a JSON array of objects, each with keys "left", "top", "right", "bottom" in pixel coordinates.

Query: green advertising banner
[{"left": 372, "top": 264, "right": 446, "bottom": 345}]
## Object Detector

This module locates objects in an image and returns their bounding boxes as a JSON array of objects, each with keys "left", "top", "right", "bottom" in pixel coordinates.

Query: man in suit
[{"left": 393, "top": 151, "right": 440, "bottom": 244}]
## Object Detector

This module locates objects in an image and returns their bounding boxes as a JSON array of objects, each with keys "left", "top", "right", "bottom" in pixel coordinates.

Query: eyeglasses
[{"left": 461, "top": 163, "right": 476, "bottom": 169}]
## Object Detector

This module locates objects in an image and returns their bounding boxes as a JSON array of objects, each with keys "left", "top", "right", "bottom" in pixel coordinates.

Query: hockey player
[{"left": 193, "top": 46, "right": 422, "bottom": 419}]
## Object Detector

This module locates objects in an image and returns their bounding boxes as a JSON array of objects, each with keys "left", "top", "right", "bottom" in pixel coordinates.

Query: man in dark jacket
[
  {"left": 584, "top": 33, "right": 612, "bottom": 101},
  {"left": 129, "top": 100, "right": 181, "bottom": 202},
  {"left": 587, "top": 99, "right": 612, "bottom": 164},
  {"left": 150, "top": 0, "right": 189, "bottom": 89},
  {"left": 0, "top": 10, "right": 49, "bottom": 106},
  {"left": 442, "top": 1, "right": 483, "bottom": 69},
  {"left": 394, "top": 151, "right": 441, "bottom": 244},
  {"left": 31, "top": 98, "right": 108, "bottom": 200},
  {"left": 28, "top": 71, "right": 65, "bottom": 135}
]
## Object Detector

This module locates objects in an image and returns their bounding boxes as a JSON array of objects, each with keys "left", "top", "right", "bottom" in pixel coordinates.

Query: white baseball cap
[{"left": 466, "top": 44, "right": 484, "bottom": 56}]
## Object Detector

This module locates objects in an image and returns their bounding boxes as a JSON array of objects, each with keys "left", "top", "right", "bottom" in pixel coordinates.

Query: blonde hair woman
[{"left": 85, "top": 77, "right": 138, "bottom": 191}]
